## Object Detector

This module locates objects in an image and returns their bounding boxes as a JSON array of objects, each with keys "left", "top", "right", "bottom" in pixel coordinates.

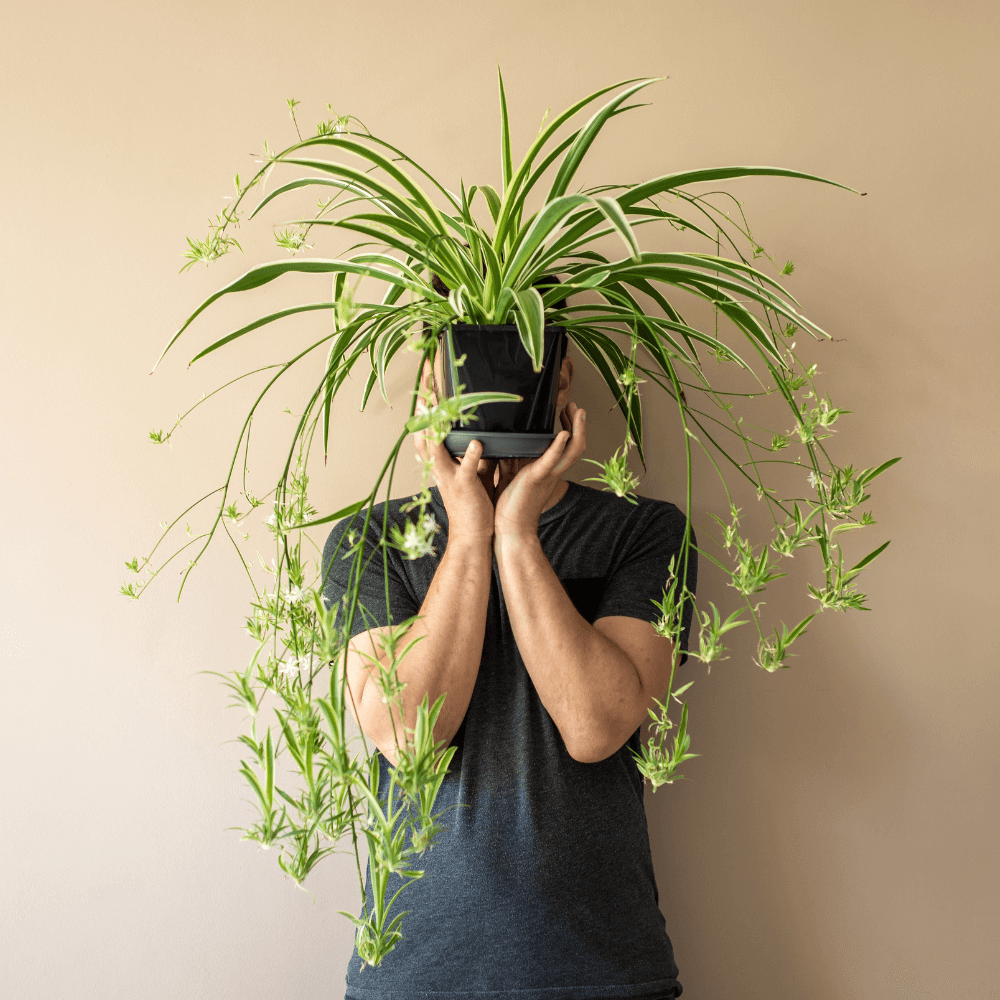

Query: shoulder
[
  {"left": 322, "top": 495, "right": 414, "bottom": 561},
  {"left": 571, "top": 481, "right": 688, "bottom": 533},
  {"left": 322, "top": 489, "right": 449, "bottom": 563}
]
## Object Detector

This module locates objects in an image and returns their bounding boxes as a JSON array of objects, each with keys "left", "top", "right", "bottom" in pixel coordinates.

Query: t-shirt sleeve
[
  {"left": 594, "top": 501, "right": 698, "bottom": 666},
  {"left": 320, "top": 509, "right": 421, "bottom": 641}
]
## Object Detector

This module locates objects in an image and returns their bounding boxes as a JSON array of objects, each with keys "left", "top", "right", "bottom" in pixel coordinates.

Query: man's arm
[
  {"left": 346, "top": 436, "right": 494, "bottom": 767},
  {"left": 492, "top": 401, "right": 678, "bottom": 763},
  {"left": 348, "top": 534, "right": 492, "bottom": 766},
  {"left": 494, "top": 532, "right": 676, "bottom": 763}
]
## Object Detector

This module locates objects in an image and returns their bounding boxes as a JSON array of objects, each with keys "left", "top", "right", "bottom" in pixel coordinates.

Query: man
[{"left": 322, "top": 335, "right": 697, "bottom": 1000}]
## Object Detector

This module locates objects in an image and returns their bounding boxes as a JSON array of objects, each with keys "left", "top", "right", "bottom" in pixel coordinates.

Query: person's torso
[{"left": 335, "top": 482, "right": 688, "bottom": 1000}]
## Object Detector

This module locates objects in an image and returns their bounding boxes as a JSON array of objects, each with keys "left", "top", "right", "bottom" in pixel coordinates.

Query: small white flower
[
  {"left": 283, "top": 585, "right": 306, "bottom": 604},
  {"left": 807, "top": 471, "right": 821, "bottom": 489},
  {"left": 278, "top": 655, "right": 309, "bottom": 678}
]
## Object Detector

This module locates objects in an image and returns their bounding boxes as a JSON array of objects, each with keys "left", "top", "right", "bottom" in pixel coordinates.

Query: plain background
[{"left": 2, "top": 1, "right": 997, "bottom": 997}]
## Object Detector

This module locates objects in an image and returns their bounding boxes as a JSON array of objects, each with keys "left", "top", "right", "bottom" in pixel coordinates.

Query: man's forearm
[
  {"left": 357, "top": 536, "right": 492, "bottom": 759},
  {"left": 494, "top": 533, "right": 645, "bottom": 762}
]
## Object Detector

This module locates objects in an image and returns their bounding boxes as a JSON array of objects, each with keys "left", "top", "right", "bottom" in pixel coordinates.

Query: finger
[
  {"left": 554, "top": 407, "right": 587, "bottom": 474},
  {"left": 460, "top": 439, "right": 484, "bottom": 477},
  {"left": 497, "top": 457, "right": 518, "bottom": 483},
  {"left": 531, "top": 429, "right": 572, "bottom": 479},
  {"left": 476, "top": 457, "right": 497, "bottom": 498},
  {"left": 493, "top": 458, "right": 518, "bottom": 501},
  {"left": 560, "top": 404, "right": 573, "bottom": 433},
  {"left": 428, "top": 436, "right": 461, "bottom": 478}
]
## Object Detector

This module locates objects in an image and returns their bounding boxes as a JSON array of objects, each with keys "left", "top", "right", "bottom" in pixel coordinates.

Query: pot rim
[{"left": 444, "top": 322, "right": 566, "bottom": 333}]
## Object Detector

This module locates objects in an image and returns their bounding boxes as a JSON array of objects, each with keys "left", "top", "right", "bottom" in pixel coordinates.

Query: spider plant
[{"left": 123, "top": 73, "right": 898, "bottom": 970}]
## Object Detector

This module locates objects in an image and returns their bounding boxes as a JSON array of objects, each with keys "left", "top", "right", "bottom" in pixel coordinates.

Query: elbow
[
  {"left": 563, "top": 709, "right": 641, "bottom": 764},
  {"left": 356, "top": 688, "right": 461, "bottom": 769},
  {"left": 563, "top": 728, "right": 617, "bottom": 764},
  {"left": 567, "top": 744, "right": 615, "bottom": 765},
  {"left": 353, "top": 681, "right": 401, "bottom": 766}
]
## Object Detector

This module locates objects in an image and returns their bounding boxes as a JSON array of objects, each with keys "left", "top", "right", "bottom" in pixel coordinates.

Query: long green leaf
[
  {"left": 571, "top": 324, "right": 644, "bottom": 462},
  {"left": 493, "top": 78, "right": 646, "bottom": 248},
  {"left": 498, "top": 67, "right": 513, "bottom": 194},
  {"left": 548, "top": 79, "right": 661, "bottom": 200},
  {"left": 858, "top": 457, "right": 902, "bottom": 485},
  {"left": 569, "top": 327, "right": 634, "bottom": 433},
  {"left": 344, "top": 252, "right": 428, "bottom": 288},
  {"left": 847, "top": 540, "right": 891, "bottom": 576},
  {"left": 405, "top": 390, "right": 523, "bottom": 432},
  {"left": 153, "top": 259, "right": 413, "bottom": 371},
  {"left": 188, "top": 302, "right": 336, "bottom": 365},
  {"left": 280, "top": 138, "right": 451, "bottom": 235},
  {"left": 297, "top": 498, "right": 367, "bottom": 530},
  {"left": 619, "top": 166, "right": 863, "bottom": 210},
  {"left": 272, "top": 158, "right": 433, "bottom": 233},
  {"left": 502, "top": 194, "right": 590, "bottom": 286},
  {"left": 711, "top": 295, "right": 786, "bottom": 370},
  {"left": 323, "top": 271, "right": 351, "bottom": 456},
  {"left": 321, "top": 130, "right": 464, "bottom": 216},
  {"left": 583, "top": 261, "right": 822, "bottom": 363},
  {"left": 512, "top": 286, "right": 545, "bottom": 371},
  {"left": 499, "top": 106, "right": 669, "bottom": 261},
  {"left": 785, "top": 614, "right": 817, "bottom": 644},
  {"left": 480, "top": 184, "right": 502, "bottom": 222},
  {"left": 310, "top": 221, "right": 437, "bottom": 270},
  {"left": 375, "top": 328, "right": 410, "bottom": 405},
  {"left": 647, "top": 316, "right": 751, "bottom": 368},
  {"left": 304, "top": 211, "right": 430, "bottom": 245},
  {"left": 591, "top": 196, "right": 642, "bottom": 261},
  {"left": 600, "top": 259, "right": 801, "bottom": 320},
  {"left": 264, "top": 728, "right": 275, "bottom": 807},
  {"left": 239, "top": 764, "right": 270, "bottom": 814},
  {"left": 666, "top": 251, "right": 802, "bottom": 306},
  {"left": 249, "top": 176, "right": 382, "bottom": 219}
]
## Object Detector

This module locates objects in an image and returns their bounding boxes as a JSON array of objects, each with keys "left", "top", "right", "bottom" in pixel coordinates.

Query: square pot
[{"left": 439, "top": 323, "right": 565, "bottom": 459}]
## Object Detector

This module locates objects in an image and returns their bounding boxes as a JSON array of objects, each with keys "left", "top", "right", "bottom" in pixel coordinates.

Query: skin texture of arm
[
  {"left": 347, "top": 530, "right": 492, "bottom": 767},
  {"left": 492, "top": 402, "right": 679, "bottom": 763},
  {"left": 494, "top": 535, "right": 677, "bottom": 763},
  {"left": 344, "top": 351, "right": 506, "bottom": 765}
]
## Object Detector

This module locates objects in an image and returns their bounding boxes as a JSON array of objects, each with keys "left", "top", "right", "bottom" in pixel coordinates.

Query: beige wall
[{"left": 2, "top": 1, "right": 997, "bottom": 996}]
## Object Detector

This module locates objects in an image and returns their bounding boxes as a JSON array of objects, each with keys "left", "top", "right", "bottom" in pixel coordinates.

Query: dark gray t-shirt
[{"left": 322, "top": 481, "right": 697, "bottom": 1000}]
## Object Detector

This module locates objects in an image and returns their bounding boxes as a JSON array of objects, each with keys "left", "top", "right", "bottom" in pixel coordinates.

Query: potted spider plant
[{"left": 124, "top": 73, "right": 898, "bottom": 971}]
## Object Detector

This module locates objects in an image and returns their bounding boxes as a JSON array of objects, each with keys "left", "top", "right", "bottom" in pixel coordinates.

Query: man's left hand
[{"left": 493, "top": 402, "right": 587, "bottom": 541}]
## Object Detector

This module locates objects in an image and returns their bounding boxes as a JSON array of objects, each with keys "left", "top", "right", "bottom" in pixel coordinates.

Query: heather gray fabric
[{"left": 321, "top": 481, "right": 697, "bottom": 1000}]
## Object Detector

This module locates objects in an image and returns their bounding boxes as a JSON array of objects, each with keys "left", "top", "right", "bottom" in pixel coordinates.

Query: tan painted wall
[{"left": 2, "top": 1, "right": 997, "bottom": 996}]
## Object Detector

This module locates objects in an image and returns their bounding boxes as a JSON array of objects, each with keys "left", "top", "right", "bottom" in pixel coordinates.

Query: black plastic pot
[{"left": 439, "top": 323, "right": 566, "bottom": 459}]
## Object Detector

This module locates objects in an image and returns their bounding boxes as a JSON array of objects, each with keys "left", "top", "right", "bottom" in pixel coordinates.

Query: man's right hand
[{"left": 414, "top": 432, "right": 495, "bottom": 543}]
